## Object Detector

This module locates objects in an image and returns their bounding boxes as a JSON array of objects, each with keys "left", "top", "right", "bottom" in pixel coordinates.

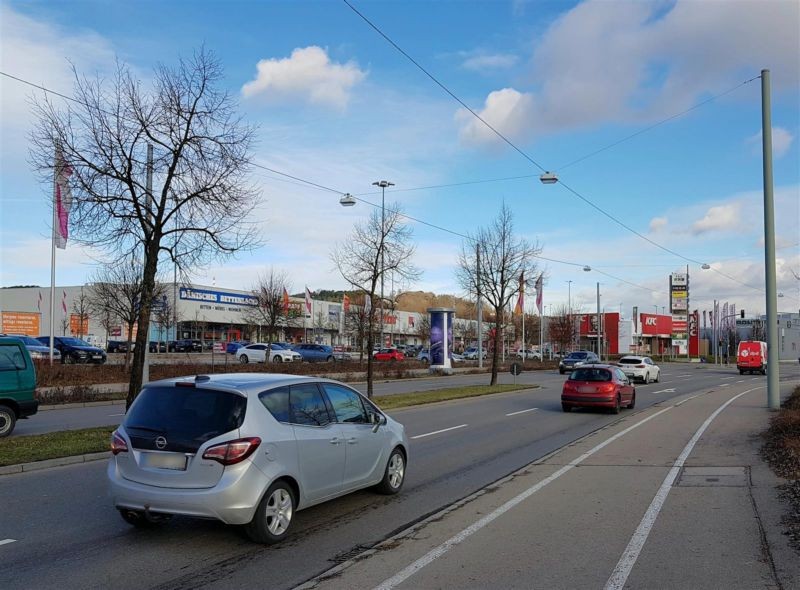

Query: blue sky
[{"left": 1, "top": 0, "right": 798, "bottom": 319}]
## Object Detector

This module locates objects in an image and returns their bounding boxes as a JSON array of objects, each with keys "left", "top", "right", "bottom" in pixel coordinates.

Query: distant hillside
[{"left": 295, "top": 288, "right": 479, "bottom": 316}]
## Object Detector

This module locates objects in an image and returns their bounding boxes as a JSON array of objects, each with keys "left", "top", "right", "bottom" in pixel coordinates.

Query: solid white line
[
  {"left": 603, "top": 386, "right": 763, "bottom": 590},
  {"left": 373, "top": 406, "right": 673, "bottom": 590},
  {"left": 506, "top": 408, "right": 538, "bottom": 417},
  {"left": 673, "top": 393, "right": 702, "bottom": 407},
  {"left": 411, "top": 424, "right": 467, "bottom": 440},
  {"left": 0, "top": 539, "right": 16, "bottom": 547},
  {"left": 721, "top": 376, "right": 737, "bottom": 380},
  {"left": 108, "top": 413, "right": 125, "bottom": 417}
]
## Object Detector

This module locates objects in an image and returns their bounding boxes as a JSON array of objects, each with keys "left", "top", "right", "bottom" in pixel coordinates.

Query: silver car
[{"left": 108, "top": 373, "right": 409, "bottom": 543}]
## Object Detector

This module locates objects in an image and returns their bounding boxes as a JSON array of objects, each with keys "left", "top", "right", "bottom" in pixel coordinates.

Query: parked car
[
  {"left": 463, "top": 347, "right": 487, "bottom": 360},
  {"left": 404, "top": 345, "right": 422, "bottom": 358},
  {"left": 561, "top": 365, "right": 635, "bottom": 414},
  {"left": 149, "top": 341, "right": 167, "bottom": 353},
  {"left": 450, "top": 352, "right": 464, "bottom": 363},
  {"left": 617, "top": 355, "right": 661, "bottom": 383},
  {"left": 332, "top": 350, "right": 352, "bottom": 362},
  {"left": 416, "top": 347, "right": 431, "bottom": 363},
  {"left": 236, "top": 343, "right": 302, "bottom": 364},
  {"left": 108, "top": 373, "right": 409, "bottom": 543},
  {"left": 293, "top": 343, "right": 336, "bottom": 363},
  {"left": 226, "top": 341, "right": 250, "bottom": 355},
  {"left": 2, "top": 334, "right": 61, "bottom": 362},
  {"left": 37, "top": 336, "right": 107, "bottom": 364},
  {"left": 558, "top": 351, "right": 599, "bottom": 374},
  {"left": 374, "top": 348, "right": 405, "bottom": 362},
  {"left": 169, "top": 339, "right": 203, "bottom": 352},
  {"left": 0, "top": 336, "right": 38, "bottom": 437},
  {"left": 107, "top": 340, "right": 134, "bottom": 353},
  {"left": 516, "top": 348, "right": 542, "bottom": 360},
  {"left": 737, "top": 340, "right": 767, "bottom": 375}
]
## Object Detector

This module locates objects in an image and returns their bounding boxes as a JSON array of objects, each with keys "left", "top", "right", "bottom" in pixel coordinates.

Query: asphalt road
[{"left": 4, "top": 363, "right": 794, "bottom": 589}]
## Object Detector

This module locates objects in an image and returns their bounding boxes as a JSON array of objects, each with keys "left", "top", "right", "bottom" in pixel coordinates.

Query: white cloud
[
  {"left": 747, "top": 127, "right": 795, "bottom": 158},
  {"left": 462, "top": 53, "right": 518, "bottom": 72},
  {"left": 690, "top": 203, "right": 742, "bottom": 235},
  {"left": 456, "top": 88, "right": 536, "bottom": 144},
  {"left": 458, "top": 0, "right": 800, "bottom": 145},
  {"left": 241, "top": 46, "right": 366, "bottom": 110},
  {"left": 649, "top": 217, "right": 668, "bottom": 233}
]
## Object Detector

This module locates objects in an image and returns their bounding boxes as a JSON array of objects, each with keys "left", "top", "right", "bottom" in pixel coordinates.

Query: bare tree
[
  {"left": 332, "top": 203, "right": 420, "bottom": 398},
  {"left": 548, "top": 305, "right": 578, "bottom": 355},
  {"left": 242, "top": 269, "right": 291, "bottom": 350},
  {"left": 456, "top": 205, "right": 540, "bottom": 385},
  {"left": 71, "top": 288, "right": 90, "bottom": 340},
  {"left": 344, "top": 294, "right": 372, "bottom": 361},
  {"left": 86, "top": 261, "right": 162, "bottom": 368},
  {"left": 30, "top": 50, "right": 261, "bottom": 407},
  {"left": 59, "top": 316, "right": 69, "bottom": 337},
  {"left": 152, "top": 295, "right": 176, "bottom": 352}
]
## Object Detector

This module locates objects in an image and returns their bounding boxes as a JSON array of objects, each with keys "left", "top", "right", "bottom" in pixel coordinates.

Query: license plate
[
  {"left": 141, "top": 452, "right": 187, "bottom": 471},
  {"left": 579, "top": 386, "right": 598, "bottom": 393},
  {"left": 92, "top": 354, "right": 102, "bottom": 359}
]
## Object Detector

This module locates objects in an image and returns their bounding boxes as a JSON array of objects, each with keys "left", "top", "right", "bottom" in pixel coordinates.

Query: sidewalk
[{"left": 300, "top": 382, "right": 799, "bottom": 590}]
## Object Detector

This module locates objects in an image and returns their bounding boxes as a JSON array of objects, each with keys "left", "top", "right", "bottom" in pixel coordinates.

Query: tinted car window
[
  {"left": 569, "top": 368, "right": 612, "bottom": 382},
  {"left": 618, "top": 358, "right": 641, "bottom": 365},
  {"left": 322, "top": 384, "right": 368, "bottom": 424},
  {"left": 289, "top": 383, "right": 331, "bottom": 426},
  {"left": 60, "top": 337, "right": 92, "bottom": 347},
  {"left": 567, "top": 352, "right": 588, "bottom": 360},
  {"left": 124, "top": 386, "right": 247, "bottom": 453},
  {"left": 259, "top": 387, "right": 290, "bottom": 422}
]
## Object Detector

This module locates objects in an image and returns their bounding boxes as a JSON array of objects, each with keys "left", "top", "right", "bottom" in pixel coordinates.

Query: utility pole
[
  {"left": 761, "top": 69, "right": 780, "bottom": 410},
  {"left": 596, "top": 282, "right": 601, "bottom": 360}
]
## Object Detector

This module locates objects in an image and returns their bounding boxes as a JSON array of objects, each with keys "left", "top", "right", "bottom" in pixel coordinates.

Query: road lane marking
[
  {"left": 721, "top": 376, "right": 737, "bottom": 380},
  {"left": 719, "top": 383, "right": 730, "bottom": 387},
  {"left": 678, "top": 373, "right": 693, "bottom": 377},
  {"left": 0, "top": 539, "right": 16, "bottom": 546},
  {"left": 411, "top": 424, "right": 467, "bottom": 440},
  {"left": 736, "top": 380, "right": 745, "bottom": 383},
  {"left": 674, "top": 393, "right": 703, "bottom": 407},
  {"left": 373, "top": 406, "right": 674, "bottom": 590},
  {"left": 604, "top": 385, "right": 764, "bottom": 590},
  {"left": 652, "top": 388, "right": 675, "bottom": 394},
  {"left": 506, "top": 408, "right": 538, "bottom": 417},
  {"left": 109, "top": 413, "right": 125, "bottom": 417}
]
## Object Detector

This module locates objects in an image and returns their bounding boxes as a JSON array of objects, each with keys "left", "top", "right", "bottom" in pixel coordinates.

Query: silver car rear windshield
[
  {"left": 124, "top": 386, "right": 247, "bottom": 453},
  {"left": 618, "top": 358, "right": 642, "bottom": 364},
  {"left": 570, "top": 368, "right": 612, "bottom": 382}
]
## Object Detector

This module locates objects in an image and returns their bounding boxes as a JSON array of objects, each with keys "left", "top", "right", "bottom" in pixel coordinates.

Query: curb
[
  {"left": 0, "top": 451, "right": 110, "bottom": 476},
  {"left": 39, "top": 399, "right": 126, "bottom": 411}
]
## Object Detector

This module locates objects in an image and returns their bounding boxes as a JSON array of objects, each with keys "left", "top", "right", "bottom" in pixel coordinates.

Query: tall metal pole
[
  {"left": 761, "top": 69, "right": 780, "bottom": 409},
  {"left": 142, "top": 144, "right": 153, "bottom": 384},
  {"left": 380, "top": 185, "right": 385, "bottom": 347},
  {"left": 521, "top": 273, "right": 525, "bottom": 356},
  {"left": 49, "top": 151, "right": 58, "bottom": 364},
  {"left": 567, "top": 280, "right": 572, "bottom": 351},
  {"left": 477, "top": 243, "right": 483, "bottom": 369},
  {"left": 596, "top": 282, "right": 601, "bottom": 359}
]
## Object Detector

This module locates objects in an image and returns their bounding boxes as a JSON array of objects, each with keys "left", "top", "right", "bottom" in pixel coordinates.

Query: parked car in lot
[
  {"left": 332, "top": 350, "right": 352, "bottom": 362},
  {"left": 236, "top": 343, "right": 302, "bottom": 364},
  {"left": 561, "top": 365, "right": 635, "bottom": 414},
  {"left": 516, "top": 348, "right": 542, "bottom": 360},
  {"left": 2, "top": 335, "right": 61, "bottom": 362},
  {"left": 450, "top": 352, "right": 464, "bottom": 363},
  {"left": 403, "top": 345, "right": 422, "bottom": 358},
  {"left": 416, "top": 347, "right": 431, "bottom": 363},
  {"left": 0, "top": 336, "right": 38, "bottom": 437},
  {"left": 149, "top": 341, "right": 167, "bottom": 353},
  {"left": 463, "top": 346, "right": 487, "bottom": 360},
  {"left": 107, "top": 340, "right": 134, "bottom": 353},
  {"left": 37, "top": 336, "right": 107, "bottom": 364},
  {"left": 226, "top": 340, "right": 250, "bottom": 355},
  {"left": 617, "top": 355, "right": 660, "bottom": 383},
  {"left": 292, "top": 343, "right": 336, "bottom": 362},
  {"left": 374, "top": 348, "right": 405, "bottom": 362},
  {"left": 558, "top": 350, "right": 599, "bottom": 374},
  {"left": 169, "top": 339, "right": 203, "bottom": 352},
  {"left": 108, "top": 373, "right": 409, "bottom": 543}
]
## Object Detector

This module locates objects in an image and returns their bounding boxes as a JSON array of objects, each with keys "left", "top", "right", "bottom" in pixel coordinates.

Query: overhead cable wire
[{"left": 341, "top": 1, "right": 764, "bottom": 281}]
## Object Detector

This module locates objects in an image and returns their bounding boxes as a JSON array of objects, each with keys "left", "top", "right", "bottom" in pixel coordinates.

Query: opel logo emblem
[{"left": 155, "top": 436, "right": 167, "bottom": 450}]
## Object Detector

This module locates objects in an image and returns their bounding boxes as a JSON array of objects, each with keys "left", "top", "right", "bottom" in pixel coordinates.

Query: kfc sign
[{"left": 640, "top": 313, "right": 671, "bottom": 335}]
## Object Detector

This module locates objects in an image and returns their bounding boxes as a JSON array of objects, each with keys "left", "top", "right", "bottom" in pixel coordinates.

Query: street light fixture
[
  {"left": 539, "top": 172, "right": 558, "bottom": 184},
  {"left": 582, "top": 265, "right": 591, "bottom": 272},
  {"left": 701, "top": 263, "right": 711, "bottom": 270},
  {"left": 339, "top": 193, "right": 356, "bottom": 207}
]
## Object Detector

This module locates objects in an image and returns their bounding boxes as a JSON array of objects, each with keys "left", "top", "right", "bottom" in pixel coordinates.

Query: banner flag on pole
[
  {"left": 304, "top": 287, "right": 312, "bottom": 317},
  {"left": 343, "top": 294, "right": 350, "bottom": 314},
  {"left": 282, "top": 288, "right": 290, "bottom": 314},
  {"left": 54, "top": 148, "right": 73, "bottom": 250},
  {"left": 38, "top": 291, "right": 42, "bottom": 312},
  {"left": 535, "top": 273, "right": 543, "bottom": 314},
  {"left": 62, "top": 290, "right": 68, "bottom": 314},
  {"left": 363, "top": 294, "right": 371, "bottom": 315},
  {"left": 514, "top": 272, "right": 524, "bottom": 316}
]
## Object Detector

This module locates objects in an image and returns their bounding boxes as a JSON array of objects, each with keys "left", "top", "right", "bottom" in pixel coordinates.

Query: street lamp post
[
  {"left": 566, "top": 280, "right": 573, "bottom": 350},
  {"left": 372, "top": 180, "right": 394, "bottom": 347}
]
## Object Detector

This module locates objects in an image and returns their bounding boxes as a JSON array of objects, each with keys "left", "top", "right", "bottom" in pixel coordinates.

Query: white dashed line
[
  {"left": 108, "top": 413, "right": 125, "bottom": 417},
  {"left": 0, "top": 539, "right": 16, "bottom": 547},
  {"left": 736, "top": 380, "right": 745, "bottom": 383},
  {"left": 411, "top": 424, "right": 468, "bottom": 440},
  {"left": 719, "top": 383, "right": 730, "bottom": 387},
  {"left": 506, "top": 408, "right": 538, "bottom": 417}
]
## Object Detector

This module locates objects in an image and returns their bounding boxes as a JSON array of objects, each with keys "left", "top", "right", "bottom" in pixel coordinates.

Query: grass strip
[
  {"left": 0, "top": 426, "right": 114, "bottom": 467},
  {"left": 3, "top": 383, "right": 533, "bottom": 467},
  {"left": 374, "top": 383, "right": 534, "bottom": 410}
]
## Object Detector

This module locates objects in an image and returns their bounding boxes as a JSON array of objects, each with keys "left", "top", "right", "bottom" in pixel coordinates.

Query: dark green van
[{"left": 0, "top": 336, "right": 38, "bottom": 437}]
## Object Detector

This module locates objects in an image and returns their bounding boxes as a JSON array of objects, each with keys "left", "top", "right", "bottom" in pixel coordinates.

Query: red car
[
  {"left": 561, "top": 364, "right": 635, "bottom": 414},
  {"left": 374, "top": 348, "right": 405, "bottom": 362}
]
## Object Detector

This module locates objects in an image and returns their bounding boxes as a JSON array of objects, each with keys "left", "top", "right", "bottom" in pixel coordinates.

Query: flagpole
[{"left": 49, "top": 153, "right": 58, "bottom": 364}]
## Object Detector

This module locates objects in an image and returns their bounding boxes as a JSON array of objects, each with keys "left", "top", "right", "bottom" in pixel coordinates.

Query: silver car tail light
[{"left": 202, "top": 437, "right": 261, "bottom": 466}]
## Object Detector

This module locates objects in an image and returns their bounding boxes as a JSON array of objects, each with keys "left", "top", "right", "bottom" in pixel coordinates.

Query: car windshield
[
  {"left": 60, "top": 338, "right": 92, "bottom": 347},
  {"left": 570, "top": 368, "right": 612, "bottom": 382},
  {"left": 20, "top": 336, "right": 44, "bottom": 346},
  {"left": 618, "top": 358, "right": 642, "bottom": 365},
  {"left": 567, "top": 352, "right": 588, "bottom": 360}
]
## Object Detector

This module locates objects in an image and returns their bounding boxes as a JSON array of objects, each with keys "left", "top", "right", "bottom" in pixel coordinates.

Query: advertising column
[
  {"left": 427, "top": 307, "right": 454, "bottom": 374},
  {"left": 670, "top": 272, "right": 689, "bottom": 355}
]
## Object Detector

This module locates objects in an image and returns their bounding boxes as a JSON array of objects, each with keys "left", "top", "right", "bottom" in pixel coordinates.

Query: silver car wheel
[
  {"left": 265, "top": 488, "right": 293, "bottom": 536},
  {"left": 388, "top": 453, "right": 405, "bottom": 489}
]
